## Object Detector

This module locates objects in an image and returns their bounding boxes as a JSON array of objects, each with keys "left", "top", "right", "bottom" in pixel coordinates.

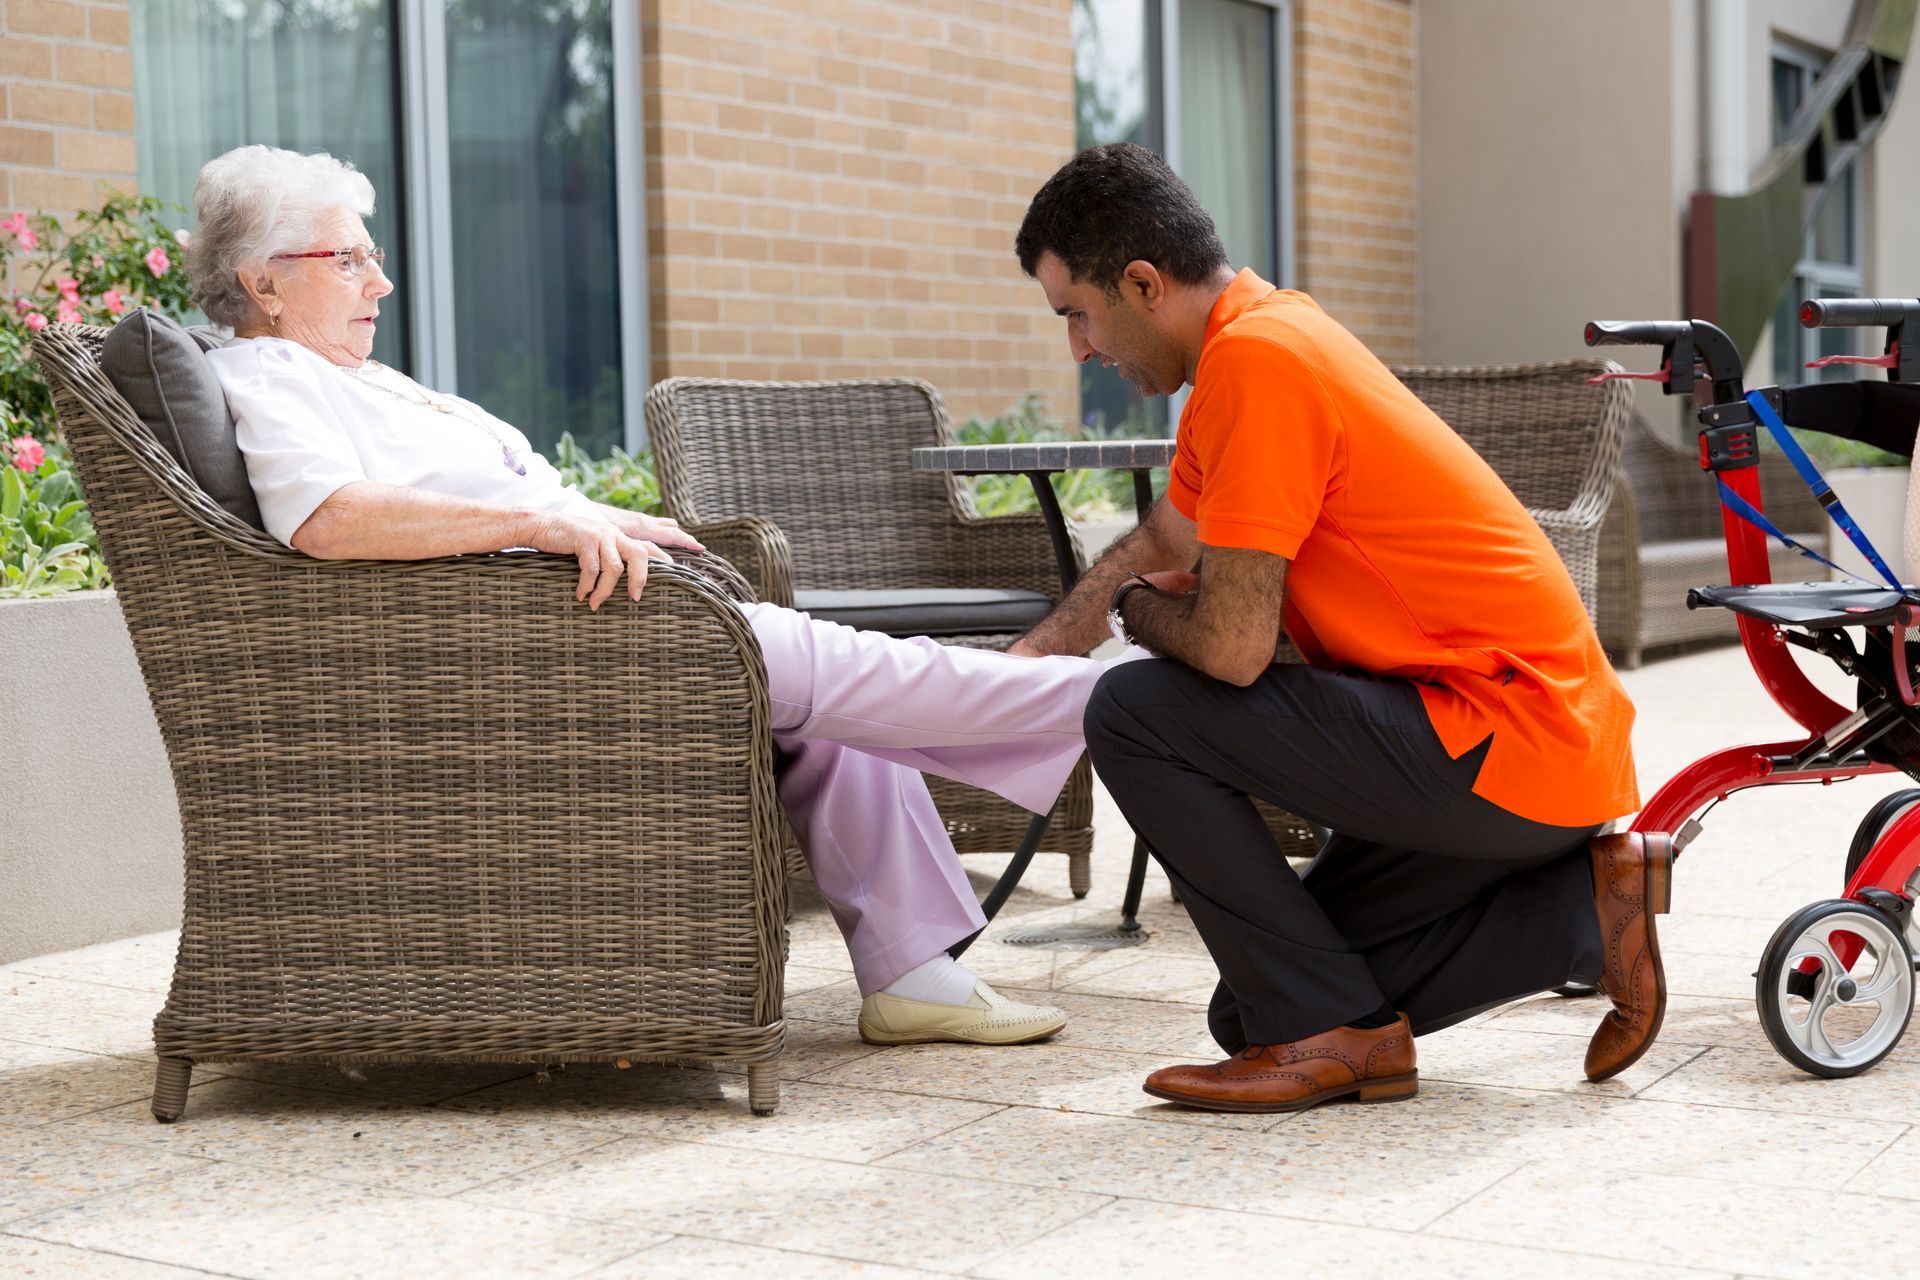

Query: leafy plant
[
  {"left": 552, "top": 431, "right": 663, "bottom": 513},
  {"left": 2, "top": 434, "right": 109, "bottom": 598},
  {"left": 3, "top": 192, "right": 194, "bottom": 437},
  {"left": 957, "top": 394, "right": 1167, "bottom": 522}
]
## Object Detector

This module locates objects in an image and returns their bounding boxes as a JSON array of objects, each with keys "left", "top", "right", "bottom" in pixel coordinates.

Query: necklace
[{"left": 338, "top": 359, "right": 527, "bottom": 475}]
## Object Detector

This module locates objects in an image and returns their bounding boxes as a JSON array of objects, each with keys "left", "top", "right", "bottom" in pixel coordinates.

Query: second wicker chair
[{"left": 645, "top": 377, "right": 1096, "bottom": 896}]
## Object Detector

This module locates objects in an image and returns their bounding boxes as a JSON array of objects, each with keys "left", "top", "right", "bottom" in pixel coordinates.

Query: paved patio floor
[{"left": 4, "top": 641, "right": 1916, "bottom": 1279}]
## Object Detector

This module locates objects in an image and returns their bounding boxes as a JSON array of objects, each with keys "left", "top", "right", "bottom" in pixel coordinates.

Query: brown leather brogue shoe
[
  {"left": 1585, "top": 831, "right": 1674, "bottom": 1083},
  {"left": 1142, "top": 1014, "right": 1417, "bottom": 1114}
]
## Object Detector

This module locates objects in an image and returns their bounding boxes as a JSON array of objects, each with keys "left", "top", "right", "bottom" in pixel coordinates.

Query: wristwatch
[{"left": 1107, "top": 574, "right": 1157, "bottom": 645}]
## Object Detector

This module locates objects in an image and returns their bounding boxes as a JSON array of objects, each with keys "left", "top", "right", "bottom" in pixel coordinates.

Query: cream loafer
[{"left": 858, "top": 982, "right": 1067, "bottom": 1046}]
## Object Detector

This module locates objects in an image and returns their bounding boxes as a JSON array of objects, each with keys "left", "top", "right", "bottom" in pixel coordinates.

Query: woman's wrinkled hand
[
  {"left": 601, "top": 508, "right": 705, "bottom": 553},
  {"left": 527, "top": 511, "right": 671, "bottom": 609}
]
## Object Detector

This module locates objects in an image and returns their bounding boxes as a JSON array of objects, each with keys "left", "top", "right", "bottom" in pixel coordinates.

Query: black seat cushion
[
  {"left": 792, "top": 587, "right": 1054, "bottom": 636},
  {"left": 100, "top": 308, "right": 263, "bottom": 530}
]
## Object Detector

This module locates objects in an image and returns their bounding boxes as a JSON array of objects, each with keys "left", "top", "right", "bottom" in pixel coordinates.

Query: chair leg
[
  {"left": 748, "top": 1062, "right": 780, "bottom": 1116},
  {"left": 152, "top": 1056, "right": 192, "bottom": 1124},
  {"left": 1068, "top": 849, "right": 1091, "bottom": 899}
]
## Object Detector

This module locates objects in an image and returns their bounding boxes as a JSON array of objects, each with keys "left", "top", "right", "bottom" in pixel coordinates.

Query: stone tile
[
  {"left": 1843, "top": 1126, "right": 1920, "bottom": 1200},
  {"left": 449, "top": 1064, "right": 1001, "bottom": 1163},
  {"left": 881, "top": 1106, "right": 1516, "bottom": 1229},
  {"left": 1415, "top": 1024, "right": 1704, "bottom": 1096},
  {"left": 1641, "top": 1043, "right": 1920, "bottom": 1122},
  {"left": 52, "top": 1076, "right": 622, "bottom": 1197},
  {"left": 581, "top": 1235, "right": 946, "bottom": 1278},
  {"left": 1271, "top": 1081, "right": 1893, "bottom": 1188},
  {"left": 7, "top": 933, "right": 177, "bottom": 995},
  {"left": 1052, "top": 952, "right": 1221, "bottom": 1004},
  {"left": 992, "top": 986, "right": 1210, "bottom": 1053},
  {"left": 1428, "top": 1161, "right": 1907, "bottom": 1279},
  {"left": 973, "top": 1198, "right": 1734, "bottom": 1280},
  {"left": 0, "top": 1123, "right": 207, "bottom": 1225},
  {"left": 12, "top": 1165, "right": 663, "bottom": 1280},
  {"left": 0, "top": 977, "right": 164, "bottom": 1057},
  {"left": 1655, "top": 911, "right": 1789, "bottom": 959},
  {"left": 0, "top": 1236, "right": 223, "bottom": 1279},
  {"left": 708, "top": 1018, "right": 887, "bottom": 1081},
  {"left": 782, "top": 964, "right": 851, "bottom": 995},
  {"left": 1662, "top": 949, "right": 1769, "bottom": 1000},
  {"left": 460, "top": 1138, "right": 1108, "bottom": 1274},
  {"left": 1488, "top": 991, "right": 1764, "bottom": 1050},
  {"left": 208, "top": 1060, "right": 538, "bottom": 1105},
  {"left": 0, "top": 1041, "right": 204, "bottom": 1129},
  {"left": 805, "top": 1041, "right": 1275, "bottom": 1131}
]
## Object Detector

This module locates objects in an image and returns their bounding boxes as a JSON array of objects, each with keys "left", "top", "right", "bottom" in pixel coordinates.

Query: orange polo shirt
[{"left": 1167, "top": 270, "right": 1639, "bottom": 828}]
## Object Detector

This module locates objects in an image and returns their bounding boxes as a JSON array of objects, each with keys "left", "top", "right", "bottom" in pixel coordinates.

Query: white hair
[{"left": 186, "top": 146, "right": 377, "bottom": 328}]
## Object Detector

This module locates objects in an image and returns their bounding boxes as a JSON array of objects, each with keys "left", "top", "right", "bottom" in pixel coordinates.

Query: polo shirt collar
[{"left": 1203, "top": 268, "right": 1276, "bottom": 346}]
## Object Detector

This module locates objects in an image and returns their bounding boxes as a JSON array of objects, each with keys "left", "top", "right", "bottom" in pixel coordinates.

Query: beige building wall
[
  {"left": 641, "top": 0, "right": 1079, "bottom": 427},
  {"left": 1418, "top": 0, "right": 1686, "bottom": 384},
  {"left": 1291, "top": 0, "right": 1418, "bottom": 363},
  {"left": 0, "top": 0, "right": 135, "bottom": 218}
]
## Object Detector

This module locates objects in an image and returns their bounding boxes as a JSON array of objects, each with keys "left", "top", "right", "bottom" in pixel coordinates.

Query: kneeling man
[{"left": 1009, "top": 143, "right": 1664, "bottom": 1113}]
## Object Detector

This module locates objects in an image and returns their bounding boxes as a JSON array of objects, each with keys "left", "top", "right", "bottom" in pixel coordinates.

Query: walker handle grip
[
  {"left": 1799, "top": 298, "right": 1920, "bottom": 329},
  {"left": 1584, "top": 320, "right": 1691, "bottom": 348}
]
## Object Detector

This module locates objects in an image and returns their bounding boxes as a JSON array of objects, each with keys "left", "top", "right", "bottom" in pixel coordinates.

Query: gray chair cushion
[
  {"left": 793, "top": 587, "right": 1054, "bottom": 636},
  {"left": 100, "top": 307, "right": 263, "bottom": 530}
]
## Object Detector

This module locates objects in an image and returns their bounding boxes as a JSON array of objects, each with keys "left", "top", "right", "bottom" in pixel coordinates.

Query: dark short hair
[{"left": 1015, "top": 143, "right": 1229, "bottom": 294}]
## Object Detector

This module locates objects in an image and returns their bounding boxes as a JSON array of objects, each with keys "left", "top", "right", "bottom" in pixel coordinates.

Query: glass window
[
  {"left": 132, "top": 0, "right": 410, "bottom": 368},
  {"left": 1180, "top": 0, "right": 1278, "bottom": 281},
  {"left": 444, "top": 0, "right": 625, "bottom": 457},
  {"left": 1769, "top": 49, "right": 1860, "bottom": 387},
  {"left": 1072, "top": 0, "right": 1167, "bottom": 437}
]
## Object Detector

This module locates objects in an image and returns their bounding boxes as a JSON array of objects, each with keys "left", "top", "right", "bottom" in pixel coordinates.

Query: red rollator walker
[{"left": 1586, "top": 298, "right": 1920, "bottom": 1077}]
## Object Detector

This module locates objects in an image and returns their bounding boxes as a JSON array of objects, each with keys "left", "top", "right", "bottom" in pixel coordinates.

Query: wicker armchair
[
  {"left": 34, "top": 324, "right": 789, "bottom": 1120},
  {"left": 645, "top": 377, "right": 1096, "bottom": 896},
  {"left": 1597, "top": 411, "right": 1829, "bottom": 666},
  {"left": 1253, "top": 358, "right": 1631, "bottom": 858}
]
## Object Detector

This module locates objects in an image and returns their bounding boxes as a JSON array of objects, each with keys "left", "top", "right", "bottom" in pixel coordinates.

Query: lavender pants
[{"left": 742, "top": 602, "right": 1102, "bottom": 993}]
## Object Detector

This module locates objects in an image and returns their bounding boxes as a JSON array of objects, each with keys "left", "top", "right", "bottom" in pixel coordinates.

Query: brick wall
[
  {"left": 641, "top": 0, "right": 1079, "bottom": 427},
  {"left": 0, "top": 0, "right": 135, "bottom": 219},
  {"left": 1291, "top": 0, "right": 1417, "bottom": 362}
]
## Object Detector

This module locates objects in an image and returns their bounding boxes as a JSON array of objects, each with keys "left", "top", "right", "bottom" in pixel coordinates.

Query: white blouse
[{"left": 206, "top": 336, "right": 597, "bottom": 547}]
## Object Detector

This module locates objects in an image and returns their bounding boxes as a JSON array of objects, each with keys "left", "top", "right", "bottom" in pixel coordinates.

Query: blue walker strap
[{"left": 1726, "top": 390, "right": 1905, "bottom": 590}]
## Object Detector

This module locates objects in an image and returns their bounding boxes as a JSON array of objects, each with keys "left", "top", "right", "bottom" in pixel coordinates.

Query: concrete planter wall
[
  {"left": 1826, "top": 467, "right": 1911, "bottom": 584},
  {"left": 1, "top": 590, "right": 181, "bottom": 964}
]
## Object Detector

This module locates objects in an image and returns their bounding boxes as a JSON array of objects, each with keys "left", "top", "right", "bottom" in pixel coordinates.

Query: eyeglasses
[{"left": 270, "top": 245, "right": 388, "bottom": 277}]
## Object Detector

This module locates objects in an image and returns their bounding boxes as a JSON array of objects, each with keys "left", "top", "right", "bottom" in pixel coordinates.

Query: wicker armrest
[{"left": 683, "top": 516, "right": 794, "bottom": 608}]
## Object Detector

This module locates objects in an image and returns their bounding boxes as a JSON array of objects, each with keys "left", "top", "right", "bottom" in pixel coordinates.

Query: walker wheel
[
  {"left": 1844, "top": 788, "right": 1920, "bottom": 883},
  {"left": 1756, "top": 899, "right": 1915, "bottom": 1078}
]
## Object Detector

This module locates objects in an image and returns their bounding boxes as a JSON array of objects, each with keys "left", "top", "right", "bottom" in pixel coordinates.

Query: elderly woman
[{"left": 189, "top": 145, "right": 1091, "bottom": 1046}]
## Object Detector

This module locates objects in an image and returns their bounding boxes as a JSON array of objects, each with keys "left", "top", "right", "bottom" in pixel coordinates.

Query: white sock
[{"left": 882, "top": 953, "right": 982, "bottom": 1006}]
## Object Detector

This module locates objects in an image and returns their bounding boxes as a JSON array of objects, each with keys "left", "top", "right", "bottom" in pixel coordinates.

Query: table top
[{"left": 912, "top": 439, "right": 1177, "bottom": 475}]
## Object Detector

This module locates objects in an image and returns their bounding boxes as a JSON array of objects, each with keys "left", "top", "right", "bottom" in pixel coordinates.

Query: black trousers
[{"left": 1083, "top": 658, "right": 1604, "bottom": 1049}]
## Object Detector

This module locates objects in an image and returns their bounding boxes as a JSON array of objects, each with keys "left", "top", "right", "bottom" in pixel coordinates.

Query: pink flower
[
  {"left": 2, "top": 211, "right": 37, "bottom": 251},
  {"left": 144, "top": 246, "right": 170, "bottom": 277},
  {"left": 11, "top": 435, "right": 44, "bottom": 472},
  {"left": 102, "top": 288, "right": 124, "bottom": 315},
  {"left": 92, "top": 254, "right": 104, "bottom": 267},
  {"left": 55, "top": 298, "right": 81, "bottom": 324},
  {"left": 57, "top": 276, "right": 80, "bottom": 301},
  {"left": 22, "top": 311, "right": 46, "bottom": 332}
]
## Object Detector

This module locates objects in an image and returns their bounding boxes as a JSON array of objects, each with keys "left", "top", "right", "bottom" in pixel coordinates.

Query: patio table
[{"left": 912, "top": 438, "right": 1176, "bottom": 954}]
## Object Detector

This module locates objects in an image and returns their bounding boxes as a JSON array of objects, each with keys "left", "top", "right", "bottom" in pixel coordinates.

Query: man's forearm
[
  {"left": 291, "top": 482, "right": 544, "bottom": 560},
  {"left": 1018, "top": 517, "right": 1185, "bottom": 656}
]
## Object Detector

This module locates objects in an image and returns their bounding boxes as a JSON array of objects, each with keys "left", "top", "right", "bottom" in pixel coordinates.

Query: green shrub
[
  {"left": 957, "top": 394, "right": 1167, "bottom": 522},
  {"left": 552, "top": 431, "right": 663, "bottom": 513},
  {"left": 3, "top": 193, "right": 195, "bottom": 598},
  {"left": 2, "top": 435, "right": 108, "bottom": 598}
]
